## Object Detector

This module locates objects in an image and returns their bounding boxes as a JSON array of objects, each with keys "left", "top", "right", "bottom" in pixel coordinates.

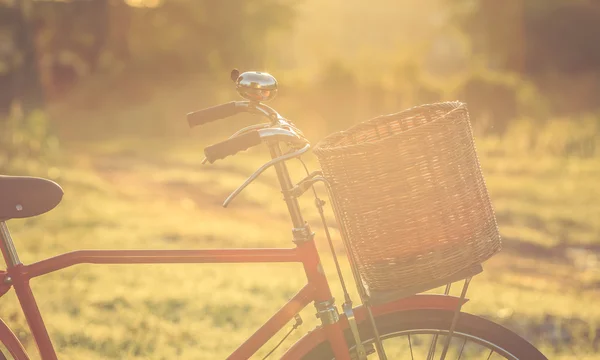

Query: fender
[
  {"left": 0, "top": 317, "right": 29, "bottom": 360},
  {"left": 281, "top": 294, "right": 468, "bottom": 359}
]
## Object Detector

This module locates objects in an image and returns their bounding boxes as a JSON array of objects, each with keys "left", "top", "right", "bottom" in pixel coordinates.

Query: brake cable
[
  {"left": 261, "top": 314, "right": 303, "bottom": 360},
  {"left": 297, "top": 159, "right": 372, "bottom": 359},
  {"left": 297, "top": 158, "right": 352, "bottom": 304}
]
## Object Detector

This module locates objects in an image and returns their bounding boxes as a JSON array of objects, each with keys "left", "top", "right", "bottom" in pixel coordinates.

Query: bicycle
[{"left": 0, "top": 70, "right": 547, "bottom": 359}]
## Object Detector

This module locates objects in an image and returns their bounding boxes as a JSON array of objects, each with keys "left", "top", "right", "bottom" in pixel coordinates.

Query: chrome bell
[{"left": 233, "top": 70, "right": 278, "bottom": 102}]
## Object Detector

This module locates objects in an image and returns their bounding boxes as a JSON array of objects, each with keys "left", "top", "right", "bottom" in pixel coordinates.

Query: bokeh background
[{"left": 1, "top": 0, "right": 599, "bottom": 358}]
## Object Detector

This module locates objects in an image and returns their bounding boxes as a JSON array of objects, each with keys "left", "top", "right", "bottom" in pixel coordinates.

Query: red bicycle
[{"left": 0, "top": 71, "right": 546, "bottom": 359}]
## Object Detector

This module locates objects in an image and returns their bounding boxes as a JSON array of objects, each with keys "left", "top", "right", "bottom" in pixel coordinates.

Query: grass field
[
  {"left": 2, "top": 0, "right": 599, "bottom": 358},
  {"left": 1, "top": 133, "right": 599, "bottom": 359}
]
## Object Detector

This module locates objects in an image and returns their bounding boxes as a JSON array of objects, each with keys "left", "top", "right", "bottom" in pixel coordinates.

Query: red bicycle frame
[
  {"left": 0, "top": 229, "right": 468, "bottom": 360},
  {"left": 0, "top": 234, "right": 352, "bottom": 360}
]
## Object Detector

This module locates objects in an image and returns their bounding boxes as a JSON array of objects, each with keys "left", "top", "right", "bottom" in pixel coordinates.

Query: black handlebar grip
[
  {"left": 204, "top": 131, "right": 262, "bottom": 164},
  {"left": 187, "top": 101, "right": 239, "bottom": 128}
]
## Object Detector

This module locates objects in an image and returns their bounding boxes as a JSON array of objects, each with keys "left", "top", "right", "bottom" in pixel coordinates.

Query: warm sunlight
[
  {"left": 124, "top": 0, "right": 162, "bottom": 8},
  {"left": 1, "top": 1, "right": 598, "bottom": 359}
]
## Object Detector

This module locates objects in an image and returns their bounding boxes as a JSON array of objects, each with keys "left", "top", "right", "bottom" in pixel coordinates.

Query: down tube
[{"left": 227, "top": 284, "right": 315, "bottom": 360}]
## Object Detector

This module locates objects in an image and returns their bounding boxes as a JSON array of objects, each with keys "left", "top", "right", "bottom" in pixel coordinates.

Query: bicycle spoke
[
  {"left": 349, "top": 323, "right": 533, "bottom": 360},
  {"left": 457, "top": 338, "right": 467, "bottom": 360},
  {"left": 426, "top": 333, "right": 438, "bottom": 360},
  {"left": 407, "top": 334, "right": 414, "bottom": 360}
]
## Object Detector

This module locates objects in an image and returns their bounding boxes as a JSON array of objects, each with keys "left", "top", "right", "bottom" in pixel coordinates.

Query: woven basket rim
[{"left": 314, "top": 101, "right": 467, "bottom": 154}]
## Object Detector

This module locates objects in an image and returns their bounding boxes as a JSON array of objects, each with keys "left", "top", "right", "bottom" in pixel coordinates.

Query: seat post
[{"left": 0, "top": 222, "right": 21, "bottom": 268}]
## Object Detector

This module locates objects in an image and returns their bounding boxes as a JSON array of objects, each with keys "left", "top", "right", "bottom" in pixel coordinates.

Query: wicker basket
[{"left": 313, "top": 102, "right": 501, "bottom": 298}]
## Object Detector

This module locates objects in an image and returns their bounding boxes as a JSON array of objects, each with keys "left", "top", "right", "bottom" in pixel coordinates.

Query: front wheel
[{"left": 302, "top": 309, "right": 547, "bottom": 359}]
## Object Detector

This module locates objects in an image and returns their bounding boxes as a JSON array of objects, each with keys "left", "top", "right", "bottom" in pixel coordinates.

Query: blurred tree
[
  {"left": 316, "top": 61, "right": 360, "bottom": 129},
  {"left": 122, "top": 0, "right": 295, "bottom": 73},
  {"left": 0, "top": 0, "right": 44, "bottom": 117},
  {"left": 449, "top": 0, "right": 600, "bottom": 114},
  {"left": 459, "top": 71, "right": 518, "bottom": 134},
  {"left": 2, "top": 0, "right": 295, "bottom": 106},
  {"left": 452, "top": 0, "right": 600, "bottom": 75},
  {"left": 0, "top": 6, "right": 18, "bottom": 116},
  {"left": 33, "top": 0, "right": 110, "bottom": 98}
]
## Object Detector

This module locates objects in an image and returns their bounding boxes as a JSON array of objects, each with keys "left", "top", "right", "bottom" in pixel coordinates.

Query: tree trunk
[
  {"left": 0, "top": 6, "right": 18, "bottom": 118},
  {"left": 13, "top": 0, "right": 44, "bottom": 115}
]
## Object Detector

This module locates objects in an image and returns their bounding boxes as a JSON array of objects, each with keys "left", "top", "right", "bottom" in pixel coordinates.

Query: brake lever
[
  {"left": 201, "top": 123, "right": 271, "bottom": 165},
  {"left": 222, "top": 144, "right": 311, "bottom": 208}
]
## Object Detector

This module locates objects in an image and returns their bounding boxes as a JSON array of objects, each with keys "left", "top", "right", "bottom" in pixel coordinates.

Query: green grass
[{"left": 1, "top": 135, "right": 599, "bottom": 359}]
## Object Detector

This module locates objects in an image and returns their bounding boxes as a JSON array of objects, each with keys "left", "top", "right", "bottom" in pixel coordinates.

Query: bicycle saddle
[{"left": 0, "top": 176, "right": 63, "bottom": 221}]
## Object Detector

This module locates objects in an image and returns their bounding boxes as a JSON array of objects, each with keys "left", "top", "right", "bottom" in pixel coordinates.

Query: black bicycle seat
[{"left": 0, "top": 176, "right": 63, "bottom": 221}]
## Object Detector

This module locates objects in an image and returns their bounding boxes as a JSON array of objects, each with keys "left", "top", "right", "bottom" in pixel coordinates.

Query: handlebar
[
  {"left": 188, "top": 100, "right": 308, "bottom": 162},
  {"left": 187, "top": 101, "right": 295, "bottom": 130},
  {"left": 204, "top": 127, "right": 308, "bottom": 164},
  {"left": 187, "top": 102, "right": 242, "bottom": 128},
  {"left": 187, "top": 98, "right": 310, "bottom": 207},
  {"left": 204, "top": 131, "right": 262, "bottom": 164}
]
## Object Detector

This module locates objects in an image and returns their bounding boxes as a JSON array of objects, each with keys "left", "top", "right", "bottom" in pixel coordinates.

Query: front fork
[
  {"left": 269, "top": 141, "right": 371, "bottom": 359},
  {"left": 313, "top": 299, "right": 370, "bottom": 360},
  {"left": 343, "top": 303, "right": 370, "bottom": 359},
  {"left": 293, "top": 234, "right": 350, "bottom": 360}
]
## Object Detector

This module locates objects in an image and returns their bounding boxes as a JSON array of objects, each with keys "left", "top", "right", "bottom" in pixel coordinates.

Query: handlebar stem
[
  {"left": 268, "top": 142, "right": 306, "bottom": 229},
  {"left": 252, "top": 103, "right": 284, "bottom": 124}
]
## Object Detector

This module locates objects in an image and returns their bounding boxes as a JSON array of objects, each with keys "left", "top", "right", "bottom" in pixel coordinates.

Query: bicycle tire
[{"left": 301, "top": 309, "right": 547, "bottom": 359}]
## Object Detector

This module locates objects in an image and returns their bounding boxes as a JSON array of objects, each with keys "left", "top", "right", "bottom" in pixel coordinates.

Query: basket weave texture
[{"left": 313, "top": 102, "right": 501, "bottom": 293}]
